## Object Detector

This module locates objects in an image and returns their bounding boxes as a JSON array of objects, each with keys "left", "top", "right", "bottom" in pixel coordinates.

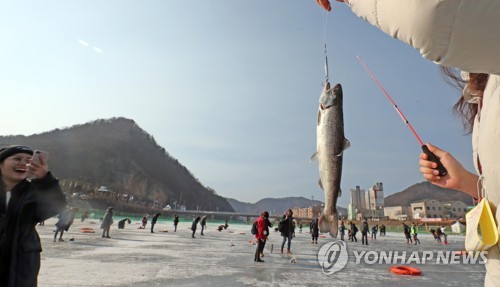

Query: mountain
[
  {"left": 384, "top": 181, "right": 474, "bottom": 207},
  {"left": 0, "top": 117, "right": 233, "bottom": 212},
  {"left": 227, "top": 196, "right": 347, "bottom": 216}
]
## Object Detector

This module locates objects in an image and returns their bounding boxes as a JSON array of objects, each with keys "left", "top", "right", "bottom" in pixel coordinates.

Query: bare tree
[{"left": 123, "top": 173, "right": 148, "bottom": 202}]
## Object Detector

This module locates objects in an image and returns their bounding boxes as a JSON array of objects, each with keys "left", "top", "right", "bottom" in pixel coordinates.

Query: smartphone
[{"left": 31, "top": 150, "right": 49, "bottom": 165}]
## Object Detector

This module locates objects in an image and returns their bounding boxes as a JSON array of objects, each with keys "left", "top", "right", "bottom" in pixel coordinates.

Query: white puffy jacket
[
  {"left": 348, "top": 0, "right": 500, "bottom": 75},
  {"left": 346, "top": 1, "right": 500, "bottom": 286}
]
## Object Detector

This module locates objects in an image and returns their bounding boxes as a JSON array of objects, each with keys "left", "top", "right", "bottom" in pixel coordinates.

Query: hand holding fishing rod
[{"left": 356, "top": 55, "right": 448, "bottom": 176}]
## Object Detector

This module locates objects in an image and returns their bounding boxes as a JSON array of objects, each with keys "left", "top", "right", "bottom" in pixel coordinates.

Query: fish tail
[{"left": 319, "top": 212, "right": 338, "bottom": 238}]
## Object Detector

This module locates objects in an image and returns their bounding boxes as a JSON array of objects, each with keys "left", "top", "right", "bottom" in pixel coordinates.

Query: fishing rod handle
[{"left": 421, "top": 145, "right": 448, "bottom": 176}]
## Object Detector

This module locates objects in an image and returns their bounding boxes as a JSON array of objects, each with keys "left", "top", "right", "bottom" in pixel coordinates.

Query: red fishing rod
[{"left": 356, "top": 55, "right": 447, "bottom": 176}]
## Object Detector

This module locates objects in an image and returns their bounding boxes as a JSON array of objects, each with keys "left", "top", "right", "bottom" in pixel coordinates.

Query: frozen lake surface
[{"left": 37, "top": 217, "right": 485, "bottom": 287}]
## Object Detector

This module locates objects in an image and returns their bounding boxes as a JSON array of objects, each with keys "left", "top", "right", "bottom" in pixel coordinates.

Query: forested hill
[{"left": 0, "top": 117, "right": 233, "bottom": 212}]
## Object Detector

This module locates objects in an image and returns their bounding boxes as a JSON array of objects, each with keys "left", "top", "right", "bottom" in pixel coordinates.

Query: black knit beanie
[{"left": 0, "top": 145, "right": 34, "bottom": 163}]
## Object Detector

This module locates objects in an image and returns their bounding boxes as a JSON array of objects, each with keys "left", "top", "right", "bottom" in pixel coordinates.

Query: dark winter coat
[
  {"left": 311, "top": 220, "right": 320, "bottom": 237},
  {"left": 151, "top": 214, "right": 160, "bottom": 224},
  {"left": 339, "top": 224, "right": 346, "bottom": 235},
  {"left": 191, "top": 217, "right": 201, "bottom": 231},
  {"left": 361, "top": 221, "right": 369, "bottom": 234},
  {"left": 0, "top": 172, "right": 66, "bottom": 287},
  {"left": 264, "top": 218, "right": 272, "bottom": 236},
  {"left": 403, "top": 224, "right": 411, "bottom": 238},
  {"left": 279, "top": 216, "right": 294, "bottom": 237},
  {"left": 118, "top": 218, "right": 128, "bottom": 229}
]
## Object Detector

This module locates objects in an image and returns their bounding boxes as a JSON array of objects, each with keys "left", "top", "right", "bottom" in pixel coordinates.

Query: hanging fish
[{"left": 312, "top": 81, "right": 350, "bottom": 238}]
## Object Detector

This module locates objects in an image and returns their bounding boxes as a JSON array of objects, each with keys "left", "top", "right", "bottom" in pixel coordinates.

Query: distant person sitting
[{"left": 140, "top": 215, "right": 148, "bottom": 229}]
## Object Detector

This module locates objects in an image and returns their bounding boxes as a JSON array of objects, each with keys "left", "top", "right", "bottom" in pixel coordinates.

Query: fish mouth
[
  {"left": 319, "top": 83, "right": 342, "bottom": 110},
  {"left": 319, "top": 96, "right": 337, "bottom": 110}
]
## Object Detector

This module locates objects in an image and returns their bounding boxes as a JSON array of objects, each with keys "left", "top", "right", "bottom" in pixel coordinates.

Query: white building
[
  {"left": 367, "top": 182, "right": 384, "bottom": 211},
  {"left": 410, "top": 199, "right": 443, "bottom": 219},
  {"left": 384, "top": 206, "right": 411, "bottom": 220},
  {"left": 442, "top": 201, "right": 469, "bottom": 219},
  {"left": 348, "top": 186, "right": 366, "bottom": 220}
]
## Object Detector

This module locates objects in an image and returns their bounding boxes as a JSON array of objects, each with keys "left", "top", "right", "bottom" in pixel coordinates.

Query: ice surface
[{"left": 37, "top": 218, "right": 485, "bottom": 286}]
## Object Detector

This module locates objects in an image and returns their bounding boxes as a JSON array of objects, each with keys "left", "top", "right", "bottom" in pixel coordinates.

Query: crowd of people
[
  {"left": 50, "top": 206, "right": 452, "bottom": 252},
  {"left": 0, "top": 143, "right": 469, "bottom": 286}
]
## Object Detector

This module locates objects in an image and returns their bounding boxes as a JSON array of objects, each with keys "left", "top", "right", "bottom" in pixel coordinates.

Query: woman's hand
[
  {"left": 419, "top": 143, "right": 479, "bottom": 198},
  {"left": 419, "top": 143, "right": 467, "bottom": 190},
  {"left": 28, "top": 155, "right": 49, "bottom": 179}
]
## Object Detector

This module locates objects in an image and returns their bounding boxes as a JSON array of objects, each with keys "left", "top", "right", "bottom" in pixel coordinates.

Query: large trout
[{"left": 312, "top": 82, "right": 350, "bottom": 238}]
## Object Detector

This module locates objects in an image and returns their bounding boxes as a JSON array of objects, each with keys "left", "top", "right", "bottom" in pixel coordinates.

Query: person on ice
[
  {"left": 0, "top": 145, "right": 66, "bottom": 286},
  {"left": 54, "top": 207, "right": 79, "bottom": 242},
  {"left": 151, "top": 213, "right": 161, "bottom": 233},
  {"left": 253, "top": 211, "right": 269, "bottom": 263},
  {"left": 279, "top": 209, "right": 294, "bottom": 254},
  {"left": 361, "top": 219, "right": 370, "bottom": 245},
  {"left": 411, "top": 223, "right": 421, "bottom": 245},
  {"left": 200, "top": 216, "right": 207, "bottom": 236},
  {"left": 118, "top": 218, "right": 131, "bottom": 229},
  {"left": 310, "top": 218, "right": 319, "bottom": 244},
  {"left": 173, "top": 215, "right": 179, "bottom": 232},
  {"left": 191, "top": 216, "right": 201, "bottom": 238},
  {"left": 101, "top": 207, "right": 114, "bottom": 238}
]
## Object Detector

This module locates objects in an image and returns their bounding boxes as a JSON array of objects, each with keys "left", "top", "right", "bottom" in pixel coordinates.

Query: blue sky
[{"left": 0, "top": 1, "right": 473, "bottom": 206}]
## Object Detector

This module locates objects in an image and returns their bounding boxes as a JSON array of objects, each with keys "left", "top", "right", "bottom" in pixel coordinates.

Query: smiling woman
[{"left": 0, "top": 145, "right": 66, "bottom": 287}]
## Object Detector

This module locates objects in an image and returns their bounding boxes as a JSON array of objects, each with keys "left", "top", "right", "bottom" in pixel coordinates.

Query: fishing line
[
  {"left": 322, "top": 10, "right": 330, "bottom": 83},
  {"left": 355, "top": 55, "right": 448, "bottom": 176}
]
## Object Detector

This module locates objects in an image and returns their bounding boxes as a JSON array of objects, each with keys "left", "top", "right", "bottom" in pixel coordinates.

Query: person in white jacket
[{"left": 337, "top": 1, "right": 500, "bottom": 286}]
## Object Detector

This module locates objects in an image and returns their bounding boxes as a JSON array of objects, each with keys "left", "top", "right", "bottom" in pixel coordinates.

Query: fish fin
[
  {"left": 319, "top": 212, "right": 338, "bottom": 238},
  {"left": 318, "top": 179, "right": 323, "bottom": 190},
  {"left": 310, "top": 152, "right": 318, "bottom": 162},
  {"left": 335, "top": 139, "right": 351, "bottom": 157},
  {"left": 344, "top": 139, "right": 351, "bottom": 150}
]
